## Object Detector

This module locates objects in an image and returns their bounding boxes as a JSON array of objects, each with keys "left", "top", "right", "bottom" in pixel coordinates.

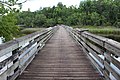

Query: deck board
[{"left": 17, "top": 26, "right": 103, "bottom": 80}]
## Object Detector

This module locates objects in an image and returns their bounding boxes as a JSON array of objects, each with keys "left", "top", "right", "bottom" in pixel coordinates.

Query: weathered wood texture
[
  {"left": 65, "top": 26, "right": 120, "bottom": 80},
  {"left": 17, "top": 26, "right": 103, "bottom": 80},
  {"left": 0, "top": 26, "right": 58, "bottom": 80}
]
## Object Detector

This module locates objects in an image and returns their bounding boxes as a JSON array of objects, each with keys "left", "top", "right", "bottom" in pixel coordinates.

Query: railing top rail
[
  {"left": 74, "top": 28, "right": 120, "bottom": 57},
  {"left": 0, "top": 27, "right": 53, "bottom": 57},
  {"left": 0, "top": 26, "right": 58, "bottom": 80},
  {"left": 65, "top": 26, "right": 120, "bottom": 80}
]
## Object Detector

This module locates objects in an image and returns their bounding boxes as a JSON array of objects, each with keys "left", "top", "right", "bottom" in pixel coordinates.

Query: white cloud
[{"left": 22, "top": 0, "right": 81, "bottom": 11}]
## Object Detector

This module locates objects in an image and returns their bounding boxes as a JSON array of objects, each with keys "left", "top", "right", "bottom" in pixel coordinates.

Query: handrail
[
  {"left": 0, "top": 26, "right": 58, "bottom": 80},
  {"left": 64, "top": 25, "right": 120, "bottom": 80}
]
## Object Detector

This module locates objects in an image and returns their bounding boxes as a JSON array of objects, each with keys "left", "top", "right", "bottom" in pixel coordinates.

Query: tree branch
[
  {"left": 16, "top": 0, "right": 28, "bottom": 5},
  {"left": 0, "top": 0, "right": 28, "bottom": 6}
]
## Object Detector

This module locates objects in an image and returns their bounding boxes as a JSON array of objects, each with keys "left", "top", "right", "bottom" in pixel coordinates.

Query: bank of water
[{"left": 102, "top": 35, "right": 120, "bottom": 42}]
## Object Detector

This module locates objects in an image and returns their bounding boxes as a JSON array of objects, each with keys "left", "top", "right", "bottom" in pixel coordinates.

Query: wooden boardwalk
[{"left": 17, "top": 26, "right": 103, "bottom": 80}]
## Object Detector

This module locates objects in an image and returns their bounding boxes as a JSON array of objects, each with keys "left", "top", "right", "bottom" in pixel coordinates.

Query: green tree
[
  {"left": 66, "top": 13, "right": 80, "bottom": 25},
  {"left": 90, "top": 12, "right": 100, "bottom": 26},
  {"left": 0, "top": 12, "right": 19, "bottom": 41},
  {"left": 0, "top": 0, "right": 27, "bottom": 41},
  {"left": 45, "top": 18, "right": 56, "bottom": 27},
  {"left": 34, "top": 14, "right": 47, "bottom": 27},
  {"left": 17, "top": 1, "right": 120, "bottom": 28}
]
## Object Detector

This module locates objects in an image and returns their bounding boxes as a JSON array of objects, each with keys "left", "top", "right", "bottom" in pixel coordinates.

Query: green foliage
[
  {"left": 34, "top": 14, "right": 47, "bottom": 27},
  {"left": 17, "top": 0, "right": 120, "bottom": 28},
  {"left": 17, "top": 11, "right": 35, "bottom": 27},
  {"left": 0, "top": 0, "right": 26, "bottom": 42},
  {"left": 114, "top": 22, "right": 120, "bottom": 28},
  {"left": 0, "top": 12, "right": 19, "bottom": 41},
  {"left": 45, "top": 19, "right": 56, "bottom": 27},
  {"left": 0, "top": 0, "right": 118, "bottom": 42},
  {"left": 17, "top": 2, "right": 79, "bottom": 27}
]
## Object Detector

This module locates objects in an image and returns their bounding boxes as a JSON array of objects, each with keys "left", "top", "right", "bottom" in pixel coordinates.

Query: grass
[
  {"left": 20, "top": 28, "right": 46, "bottom": 35},
  {"left": 73, "top": 26, "right": 120, "bottom": 42},
  {"left": 75, "top": 26, "right": 120, "bottom": 35},
  {"left": 89, "top": 28, "right": 120, "bottom": 35},
  {"left": 15, "top": 28, "right": 46, "bottom": 38}
]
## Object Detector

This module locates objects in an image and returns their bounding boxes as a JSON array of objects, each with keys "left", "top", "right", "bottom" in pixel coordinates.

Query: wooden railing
[
  {"left": 0, "top": 26, "right": 58, "bottom": 80},
  {"left": 64, "top": 25, "right": 120, "bottom": 80}
]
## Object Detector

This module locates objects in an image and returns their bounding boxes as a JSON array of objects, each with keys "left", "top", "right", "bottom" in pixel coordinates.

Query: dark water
[{"left": 101, "top": 35, "right": 120, "bottom": 42}]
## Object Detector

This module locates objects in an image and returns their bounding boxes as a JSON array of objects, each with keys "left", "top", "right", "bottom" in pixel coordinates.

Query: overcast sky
[{"left": 21, "top": 0, "right": 83, "bottom": 11}]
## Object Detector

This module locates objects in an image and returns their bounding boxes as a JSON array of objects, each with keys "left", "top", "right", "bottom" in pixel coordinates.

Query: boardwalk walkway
[{"left": 17, "top": 26, "right": 103, "bottom": 80}]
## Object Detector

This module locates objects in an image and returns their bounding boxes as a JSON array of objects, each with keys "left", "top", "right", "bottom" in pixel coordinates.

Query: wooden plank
[
  {"left": 17, "top": 26, "right": 103, "bottom": 80},
  {"left": 39, "top": 30, "right": 52, "bottom": 40},
  {"left": 20, "top": 54, "right": 35, "bottom": 74},
  {"left": 71, "top": 28, "right": 120, "bottom": 80},
  {"left": 0, "top": 26, "right": 57, "bottom": 80},
  {"left": 67, "top": 28, "right": 104, "bottom": 75},
  {"left": 1, "top": 61, "right": 19, "bottom": 77},
  {"left": 86, "top": 41, "right": 104, "bottom": 55},
  {"left": 104, "top": 51, "right": 111, "bottom": 62},
  {"left": 104, "top": 61, "right": 120, "bottom": 80},
  {"left": 83, "top": 47, "right": 103, "bottom": 75},
  {"left": 0, "top": 40, "right": 18, "bottom": 57},
  {"left": 34, "top": 30, "right": 52, "bottom": 42},
  {"left": 38, "top": 32, "right": 53, "bottom": 45},
  {"left": 103, "top": 70, "right": 110, "bottom": 80},
  {"left": 111, "top": 57, "right": 120, "bottom": 70},
  {"left": 81, "top": 32, "right": 106, "bottom": 47},
  {"left": 66, "top": 27, "right": 120, "bottom": 80},
  {"left": 9, "top": 70, "right": 19, "bottom": 80},
  {"left": 73, "top": 31, "right": 86, "bottom": 43},
  {"left": 19, "top": 44, "right": 37, "bottom": 66},
  {"left": 75, "top": 29, "right": 88, "bottom": 33},
  {"left": 105, "top": 40, "right": 120, "bottom": 57},
  {"left": 86, "top": 45, "right": 104, "bottom": 65},
  {"left": 104, "top": 51, "right": 120, "bottom": 74},
  {"left": 0, "top": 52, "right": 18, "bottom": 70}
]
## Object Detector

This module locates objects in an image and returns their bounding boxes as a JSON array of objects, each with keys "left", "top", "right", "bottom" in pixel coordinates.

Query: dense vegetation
[
  {"left": 17, "top": 0, "right": 120, "bottom": 28},
  {"left": 0, "top": 0, "right": 120, "bottom": 42},
  {"left": 0, "top": 0, "right": 25, "bottom": 41}
]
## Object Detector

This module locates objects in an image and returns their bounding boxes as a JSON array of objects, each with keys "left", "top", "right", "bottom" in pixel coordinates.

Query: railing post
[
  {"left": 0, "top": 26, "right": 58, "bottom": 80},
  {"left": 103, "top": 50, "right": 111, "bottom": 80},
  {"left": 64, "top": 26, "right": 120, "bottom": 80}
]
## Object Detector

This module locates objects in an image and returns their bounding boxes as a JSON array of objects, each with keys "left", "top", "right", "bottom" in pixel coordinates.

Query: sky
[{"left": 21, "top": 0, "right": 83, "bottom": 11}]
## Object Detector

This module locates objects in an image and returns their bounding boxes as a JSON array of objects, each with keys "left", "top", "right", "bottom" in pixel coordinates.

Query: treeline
[
  {"left": 0, "top": 0, "right": 120, "bottom": 42},
  {"left": 17, "top": 0, "right": 120, "bottom": 28}
]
